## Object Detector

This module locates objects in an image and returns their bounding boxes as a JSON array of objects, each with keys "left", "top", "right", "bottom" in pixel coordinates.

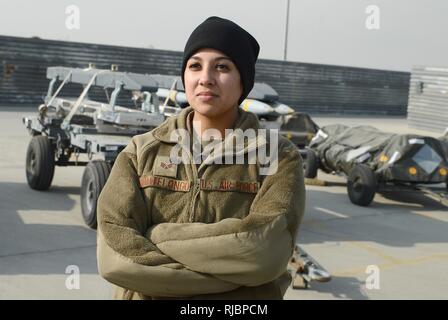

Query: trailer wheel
[
  {"left": 304, "top": 149, "right": 319, "bottom": 179},
  {"left": 347, "top": 164, "right": 377, "bottom": 206},
  {"left": 25, "top": 135, "right": 55, "bottom": 190},
  {"left": 81, "top": 160, "right": 111, "bottom": 229}
]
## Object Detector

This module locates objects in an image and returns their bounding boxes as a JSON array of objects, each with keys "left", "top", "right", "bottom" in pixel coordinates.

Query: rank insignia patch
[{"left": 154, "top": 156, "right": 178, "bottom": 178}]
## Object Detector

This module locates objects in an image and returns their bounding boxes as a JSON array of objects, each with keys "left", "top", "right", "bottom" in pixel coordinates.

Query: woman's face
[{"left": 184, "top": 48, "right": 243, "bottom": 119}]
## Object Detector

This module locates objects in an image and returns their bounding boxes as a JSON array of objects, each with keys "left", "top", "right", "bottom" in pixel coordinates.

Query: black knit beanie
[{"left": 181, "top": 16, "right": 260, "bottom": 105}]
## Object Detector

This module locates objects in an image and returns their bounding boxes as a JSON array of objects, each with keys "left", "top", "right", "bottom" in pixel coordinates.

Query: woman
[{"left": 97, "top": 16, "right": 305, "bottom": 300}]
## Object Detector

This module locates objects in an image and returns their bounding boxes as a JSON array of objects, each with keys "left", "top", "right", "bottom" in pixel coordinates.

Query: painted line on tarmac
[
  {"left": 332, "top": 252, "right": 448, "bottom": 277},
  {"left": 0, "top": 244, "right": 96, "bottom": 259},
  {"left": 315, "top": 206, "right": 349, "bottom": 219}
]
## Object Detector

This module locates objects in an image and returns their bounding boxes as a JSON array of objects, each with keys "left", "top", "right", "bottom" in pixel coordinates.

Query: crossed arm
[{"left": 97, "top": 139, "right": 305, "bottom": 297}]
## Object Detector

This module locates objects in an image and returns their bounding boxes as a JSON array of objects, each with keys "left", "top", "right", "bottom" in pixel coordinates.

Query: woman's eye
[
  {"left": 189, "top": 63, "right": 200, "bottom": 69},
  {"left": 216, "top": 64, "right": 229, "bottom": 71}
]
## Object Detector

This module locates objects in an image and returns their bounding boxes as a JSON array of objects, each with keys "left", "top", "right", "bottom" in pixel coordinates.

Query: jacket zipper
[
  {"left": 188, "top": 155, "right": 204, "bottom": 222},
  {"left": 188, "top": 180, "right": 201, "bottom": 222}
]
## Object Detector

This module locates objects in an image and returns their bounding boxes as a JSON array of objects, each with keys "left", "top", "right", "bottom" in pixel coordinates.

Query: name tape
[
  {"left": 139, "top": 176, "right": 260, "bottom": 193},
  {"left": 139, "top": 175, "right": 191, "bottom": 192},
  {"left": 200, "top": 179, "right": 260, "bottom": 193}
]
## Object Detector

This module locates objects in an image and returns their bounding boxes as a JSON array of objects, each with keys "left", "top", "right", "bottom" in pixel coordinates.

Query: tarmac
[{"left": 1, "top": 108, "right": 447, "bottom": 299}]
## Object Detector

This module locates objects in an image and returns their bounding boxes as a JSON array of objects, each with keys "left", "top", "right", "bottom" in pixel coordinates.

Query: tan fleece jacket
[{"left": 96, "top": 106, "right": 305, "bottom": 299}]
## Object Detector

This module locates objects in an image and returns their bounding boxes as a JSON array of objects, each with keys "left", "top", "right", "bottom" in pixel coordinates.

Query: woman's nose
[{"left": 198, "top": 67, "right": 215, "bottom": 86}]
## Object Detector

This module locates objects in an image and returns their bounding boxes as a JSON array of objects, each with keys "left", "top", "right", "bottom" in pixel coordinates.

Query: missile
[
  {"left": 156, "top": 88, "right": 188, "bottom": 105},
  {"left": 272, "top": 101, "right": 295, "bottom": 115},
  {"left": 239, "top": 99, "right": 275, "bottom": 115}
]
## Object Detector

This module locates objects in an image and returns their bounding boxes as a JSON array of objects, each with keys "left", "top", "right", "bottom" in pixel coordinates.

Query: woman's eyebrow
[
  {"left": 214, "top": 56, "right": 232, "bottom": 62},
  {"left": 189, "top": 56, "right": 232, "bottom": 62}
]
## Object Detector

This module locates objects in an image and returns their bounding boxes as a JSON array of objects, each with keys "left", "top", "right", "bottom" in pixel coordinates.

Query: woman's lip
[
  {"left": 197, "top": 93, "right": 218, "bottom": 96},
  {"left": 197, "top": 95, "right": 217, "bottom": 101}
]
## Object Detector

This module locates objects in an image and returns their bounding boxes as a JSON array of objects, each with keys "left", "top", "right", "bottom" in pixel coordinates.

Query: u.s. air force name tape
[{"left": 139, "top": 175, "right": 260, "bottom": 193}]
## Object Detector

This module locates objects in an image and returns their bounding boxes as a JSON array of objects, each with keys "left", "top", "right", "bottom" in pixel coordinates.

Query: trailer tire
[
  {"left": 25, "top": 135, "right": 55, "bottom": 190},
  {"left": 347, "top": 164, "right": 377, "bottom": 206},
  {"left": 304, "top": 149, "right": 319, "bottom": 179},
  {"left": 81, "top": 160, "right": 111, "bottom": 229}
]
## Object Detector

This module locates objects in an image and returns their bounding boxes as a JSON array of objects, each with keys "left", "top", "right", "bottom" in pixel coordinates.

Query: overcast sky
[{"left": 1, "top": 0, "right": 447, "bottom": 71}]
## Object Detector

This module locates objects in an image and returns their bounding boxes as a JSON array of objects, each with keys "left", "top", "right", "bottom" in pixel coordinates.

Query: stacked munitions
[{"left": 304, "top": 124, "right": 448, "bottom": 206}]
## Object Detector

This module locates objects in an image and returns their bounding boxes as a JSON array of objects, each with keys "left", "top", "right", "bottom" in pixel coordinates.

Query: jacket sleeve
[
  {"left": 96, "top": 138, "right": 239, "bottom": 297},
  {"left": 147, "top": 140, "right": 306, "bottom": 287}
]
